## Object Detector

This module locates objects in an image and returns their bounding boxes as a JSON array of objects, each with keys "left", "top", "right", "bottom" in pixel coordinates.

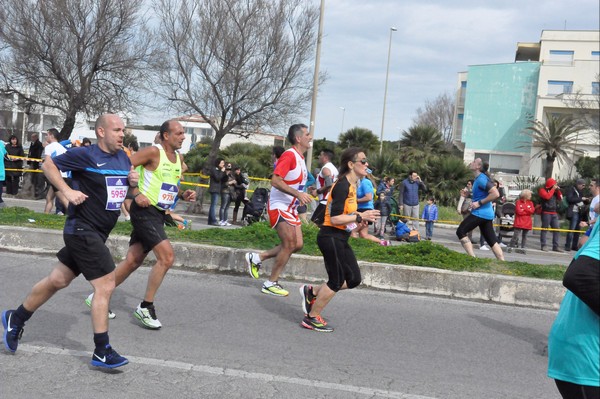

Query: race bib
[
  {"left": 105, "top": 177, "right": 128, "bottom": 210},
  {"left": 294, "top": 184, "right": 306, "bottom": 206},
  {"left": 157, "top": 182, "right": 178, "bottom": 210}
]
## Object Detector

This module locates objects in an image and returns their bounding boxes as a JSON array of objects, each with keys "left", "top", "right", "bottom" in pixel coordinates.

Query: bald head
[{"left": 95, "top": 114, "right": 121, "bottom": 134}]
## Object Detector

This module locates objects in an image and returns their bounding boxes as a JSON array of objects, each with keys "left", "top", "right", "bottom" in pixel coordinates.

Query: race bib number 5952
[{"left": 105, "top": 176, "right": 128, "bottom": 210}]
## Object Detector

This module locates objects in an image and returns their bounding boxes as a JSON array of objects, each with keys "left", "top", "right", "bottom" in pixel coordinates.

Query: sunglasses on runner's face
[{"left": 354, "top": 159, "right": 368, "bottom": 164}]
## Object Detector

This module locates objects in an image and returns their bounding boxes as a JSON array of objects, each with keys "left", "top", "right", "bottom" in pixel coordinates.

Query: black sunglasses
[{"left": 353, "top": 158, "right": 368, "bottom": 164}]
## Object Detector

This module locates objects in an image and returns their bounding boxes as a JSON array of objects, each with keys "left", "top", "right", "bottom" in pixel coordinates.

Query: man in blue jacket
[{"left": 399, "top": 170, "right": 427, "bottom": 231}]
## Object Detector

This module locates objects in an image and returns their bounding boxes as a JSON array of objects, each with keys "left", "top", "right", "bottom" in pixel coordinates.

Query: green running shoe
[{"left": 261, "top": 282, "right": 289, "bottom": 297}]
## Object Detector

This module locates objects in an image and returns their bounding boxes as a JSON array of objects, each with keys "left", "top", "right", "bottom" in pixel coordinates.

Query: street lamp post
[
  {"left": 339, "top": 106, "right": 345, "bottom": 135},
  {"left": 306, "top": 0, "right": 326, "bottom": 172},
  {"left": 379, "top": 27, "right": 397, "bottom": 156}
]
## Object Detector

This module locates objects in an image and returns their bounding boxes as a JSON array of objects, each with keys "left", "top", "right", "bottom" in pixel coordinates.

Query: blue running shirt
[
  {"left": 471, "top": 173, "right": 495, "bottom": 220},
  {"left": 52, "top": 145, "right": 132, "bottom": 240}
]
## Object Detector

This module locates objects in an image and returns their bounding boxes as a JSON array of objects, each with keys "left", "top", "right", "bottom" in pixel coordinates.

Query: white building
[
  {"left": 69, "top": 113, "right": 285, "bottom": 153},
  {"left": 452, "top": 30, "right": 599, "bottom": 180}
]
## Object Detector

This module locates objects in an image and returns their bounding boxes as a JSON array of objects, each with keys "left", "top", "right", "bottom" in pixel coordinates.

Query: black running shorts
[
  {"left": 129, "top": 202, "right": 168, "bottom": 253},
  {"left": 57, "top": 232, "right": 115, "bottom": 281},
  {"left": 317, "top": 227, "right": 361, "bottom": 292}
]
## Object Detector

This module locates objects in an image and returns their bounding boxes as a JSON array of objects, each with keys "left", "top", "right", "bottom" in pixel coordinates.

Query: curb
[{"left": 0, "top": 226, "right": 564, "bottom": 310}]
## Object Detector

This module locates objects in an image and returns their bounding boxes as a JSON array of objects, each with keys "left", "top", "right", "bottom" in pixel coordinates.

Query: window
[
  {"left": 547, "top": 80, "right": 573, "bottom": 96},
  {"left": 592, "top": 51, "right": 600, "bottom": 59},
  {"left": 548, "top": 50, "right": 574, "bottom": 64},
  {"left": 593, "top": 82, "right": 600, "bottom": 95},
  {"left": 200, "top": 128, "right": 213, "bottom": 139},
  {"left": 474, "top": 153, "right": 520, "bottom": 174}
]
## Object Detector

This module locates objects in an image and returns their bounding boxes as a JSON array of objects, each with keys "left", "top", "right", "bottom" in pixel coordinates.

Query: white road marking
[{"left": 19, "top": 344, "right": 437, "bottom": 399}]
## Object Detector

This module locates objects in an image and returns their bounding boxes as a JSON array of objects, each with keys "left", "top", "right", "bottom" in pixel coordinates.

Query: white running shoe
[
  {"left": 133, "top": 304, "right": 162, "bottom": 329},
  {"left": 84, "top": 293, "right": 116, "bottom": 319},
  {"left": 499, "top": 242, "right": 507, "bottom": 248},
  {"left": 480, "top": 245, "right": 490, "bottom": 251}
]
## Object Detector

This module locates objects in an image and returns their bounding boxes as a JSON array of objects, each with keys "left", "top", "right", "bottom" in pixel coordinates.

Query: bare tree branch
[
  {"left": 412, "top": 92, "right": 455, "bottom": 145},
  {"left": 151, "top": 0, "right": 319, "bottom": 167},
  {"left": 0, "top": 0, "right": 153, "bottom": 139}
]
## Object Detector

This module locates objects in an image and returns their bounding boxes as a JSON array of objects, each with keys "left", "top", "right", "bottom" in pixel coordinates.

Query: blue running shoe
[
  {"left": 91, "top": 345, "right": 129, "bottom": 369},
  {"left": 2, "top": 309, "right": 24, "bottom": 353}
]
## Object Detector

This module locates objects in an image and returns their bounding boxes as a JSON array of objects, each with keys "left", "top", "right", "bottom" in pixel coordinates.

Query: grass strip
[{"left": 0, "top": 207, "right": 565, "bottom": 280}]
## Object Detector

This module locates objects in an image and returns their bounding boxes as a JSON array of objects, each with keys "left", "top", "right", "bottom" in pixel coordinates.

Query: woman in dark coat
[{"left": 4, "top": 135, "right": 24, "bottom": 195}]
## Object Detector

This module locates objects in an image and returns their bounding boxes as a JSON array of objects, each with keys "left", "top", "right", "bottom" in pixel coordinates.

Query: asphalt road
[{"left": 0, "top": 252, "right": 560, "bottom": 399}]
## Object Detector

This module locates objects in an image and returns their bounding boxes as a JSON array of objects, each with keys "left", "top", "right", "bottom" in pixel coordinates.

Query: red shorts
[{"left": 268, "top": 208, "right": 301, "bottom": 228}]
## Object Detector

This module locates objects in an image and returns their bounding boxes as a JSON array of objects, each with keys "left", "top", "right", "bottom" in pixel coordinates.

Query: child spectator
[
  {"left": 374, "top": 192, "right": 392, "bottom": 239},
  {"left": 508, "top": 189, "right": 535, "bottom": 254},
  {"left": 395, "top": 218, "right": 411, "bottom": 241},
  {"left": 421, "top": 197, "right": 438, "bottom": 240}
]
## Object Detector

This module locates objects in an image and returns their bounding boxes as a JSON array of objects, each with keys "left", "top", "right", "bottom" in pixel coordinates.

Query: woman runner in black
[{"left": 299, "top": 147, "right": 379, "bottom": 332}]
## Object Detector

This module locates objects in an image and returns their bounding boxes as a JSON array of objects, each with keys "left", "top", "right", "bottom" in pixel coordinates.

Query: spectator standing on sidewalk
[
  {"left": 4, "top": 135, "right": 24, "bottom": 195},
  {"left": 374, "top": 192, "right": 392, "bottom": 239},
  {"left": 507, "top": 189, "right": 535, "bottom": 254},
  {"left": 565, "top": 179, "right": 588, "bottom": 252},
  {"left": 208, "top": 158, "right": 226, "bottom": 226},
  {"left": 421, "top": 197, "right": 438, "bottom": 240},
  {"left": 28, "top": 133, "right": 46, "bottom": 199},
  {"left": 399, "top": 170, "right": 427, "bottom": 231},
  {"left": 539, "top": 178, "right": 564, "bottom": 253},
  {"left": 231, "top": 165, "right": 249, "bottom": 225}
]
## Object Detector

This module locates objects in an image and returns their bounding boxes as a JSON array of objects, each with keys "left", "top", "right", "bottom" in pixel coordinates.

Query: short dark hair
[
  {"left": 214, "top": 157, "right": 224, "bottom": 167},
  {"left": 272, "top": 145, "right": 285, "bottom": 159},
  {"left": 286, "top": 124, "right": 307, "bottom": 145},
  {"left": 129, "top": 141, "right": 139, "bottom": 152},
  {"left": 320, "top": 148, "right": 334, "bottom": 161},
  {"left": 47, "top": 128, "right": 59, "bottom": 139},
  {"left": 481, "top": 162, "right": 490, "bottom": 176},
  {"left": 408, "top": 170, "right": 417, "bottom": 176},
  {"left": 82, "top": 137, "right": 92, "bottom": 145}
]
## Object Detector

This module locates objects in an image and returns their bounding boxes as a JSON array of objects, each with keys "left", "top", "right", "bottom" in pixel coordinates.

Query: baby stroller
[
  {"left": 387, "top": 197, "right": 400, "bottom": 230},
  {"left": 497, "top": 202, "right": 515, "bottom": 241},
  {"left": 242, "top": 187, "right": 269, "bottom": 225}
]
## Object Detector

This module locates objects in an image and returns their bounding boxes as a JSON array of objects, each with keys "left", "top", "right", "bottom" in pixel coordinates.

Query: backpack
[{"left": 408, "top": 229, "right": 421, "bottom": 243}]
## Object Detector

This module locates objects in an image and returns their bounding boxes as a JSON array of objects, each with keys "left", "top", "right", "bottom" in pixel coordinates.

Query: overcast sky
[{"left": 140, "top": 0, "right": 599, "bottom": 143}]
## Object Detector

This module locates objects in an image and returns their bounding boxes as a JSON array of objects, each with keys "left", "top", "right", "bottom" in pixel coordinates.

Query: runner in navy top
[{"left": 1, "top": 114, "right": 138, "bottom": 369}]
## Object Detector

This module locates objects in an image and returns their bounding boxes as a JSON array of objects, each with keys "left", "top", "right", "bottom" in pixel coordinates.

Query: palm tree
[
  {"left": 398, "top": 125, "right": 447, "bottom": 163},
  {"left": 522, "top": 113, "right": 583, "bottom": 179},
  {"left": 426, "top": 156, "right": 472, "bottom": 206},
  {"left": 338, "top": 127, "right": 380, "bottom": 153}
]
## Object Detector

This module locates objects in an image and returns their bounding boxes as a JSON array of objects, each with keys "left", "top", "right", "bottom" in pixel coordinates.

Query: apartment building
[{"left": 452, "top": 30, "right": 599, "bottom": 179}]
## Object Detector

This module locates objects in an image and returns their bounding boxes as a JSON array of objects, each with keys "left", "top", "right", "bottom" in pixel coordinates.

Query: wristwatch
[{"left": 355, "top": 214, "right": 363, "bottom": 223}]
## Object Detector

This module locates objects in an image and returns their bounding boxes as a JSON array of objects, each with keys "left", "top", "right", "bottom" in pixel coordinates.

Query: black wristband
[{"left": 355, "top": 213, "right": 363, "bottom": 223}]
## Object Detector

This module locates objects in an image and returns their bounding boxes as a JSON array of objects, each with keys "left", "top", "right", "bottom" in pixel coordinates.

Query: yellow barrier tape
[
  {"left": 5, "top": 155, "right": 43, "bottom": 162},
  {"left": 390, "top": 213, "right": 587, "bottom": 234},
  {"left": 4, "top": 168, "right": 44, "bottom": 173}
]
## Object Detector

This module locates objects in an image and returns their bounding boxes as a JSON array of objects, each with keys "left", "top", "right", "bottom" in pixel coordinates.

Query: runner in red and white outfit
[
  {"left": 309, "top": 148, "right": 338, "bottom": 226},
  {"left": 245, "top": 124, "right": 313, "bottom": 296}
]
